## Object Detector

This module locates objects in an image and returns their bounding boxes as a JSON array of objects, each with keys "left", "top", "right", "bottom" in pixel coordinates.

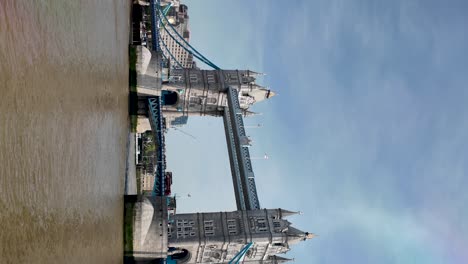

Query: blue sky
[{"left": 165, "top": 1, "right": 468, "bottom": 263}]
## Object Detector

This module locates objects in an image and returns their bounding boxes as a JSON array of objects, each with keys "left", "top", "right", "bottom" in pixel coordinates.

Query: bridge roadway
[
  {"left": 145, "top": 2, "right": 261, "bottom": 208},
  {"left": 146, "top": 87, "right": 261, "bottom": 210},
  {"left": 148, "top": 97, "right": 166, "bottom": 197},
  {"left": 144, "top": 4, "right": 260, "bottom": 207},
  {"left": 224, "top": 87, "right": 261, "bottom": 210}
]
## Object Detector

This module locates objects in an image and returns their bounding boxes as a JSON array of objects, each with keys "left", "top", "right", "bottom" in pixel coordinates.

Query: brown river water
[{"left": 0, "top": 1, "right": 130, "bottom": 263}]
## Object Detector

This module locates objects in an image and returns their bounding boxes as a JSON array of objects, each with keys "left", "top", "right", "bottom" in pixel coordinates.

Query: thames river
[{"left": 0, "top": 1, "right": 130, "bottom": 263}]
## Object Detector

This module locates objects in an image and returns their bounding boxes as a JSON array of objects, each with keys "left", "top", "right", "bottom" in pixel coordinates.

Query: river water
[{"left": 0, "top": 1, "right": 130, "bottom": 263}]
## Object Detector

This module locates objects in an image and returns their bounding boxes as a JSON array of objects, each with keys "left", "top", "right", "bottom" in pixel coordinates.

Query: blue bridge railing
[
  {"left": 150, "top": 0, "right": 160, "bottom": 52},
  {"left": 148, "top": 97, "right": 165, "bottom": 196}
]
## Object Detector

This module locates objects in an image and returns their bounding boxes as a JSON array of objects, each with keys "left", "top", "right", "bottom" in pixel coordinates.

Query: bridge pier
[{"left": 124, "top": 195, "right": 168, "bottom": 260}]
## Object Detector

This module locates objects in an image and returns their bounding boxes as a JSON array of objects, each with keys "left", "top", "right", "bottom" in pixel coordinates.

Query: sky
[{"left": 165, "top": 1, "right": 468, "bottom": 263}]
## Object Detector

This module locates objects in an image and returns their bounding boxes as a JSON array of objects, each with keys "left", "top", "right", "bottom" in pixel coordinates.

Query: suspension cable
[
  {"left": 157, "top": 18, "right": 218, "bottom": 69},
  {"left": 155, "top": 1, "right": 220, "bottom": 69}
]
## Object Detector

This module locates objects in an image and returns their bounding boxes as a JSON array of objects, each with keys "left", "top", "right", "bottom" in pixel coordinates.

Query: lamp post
[
  {"left": 250, "top": 153, "right": 269, "bottom": 160},
  {"left": 241, "top": 124, "right": 263, "bottom": 129}
]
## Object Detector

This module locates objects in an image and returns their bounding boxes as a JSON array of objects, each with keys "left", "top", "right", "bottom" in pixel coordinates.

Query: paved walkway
[{"left": 125, "top": 132, "right": 138, "bottom": 195}]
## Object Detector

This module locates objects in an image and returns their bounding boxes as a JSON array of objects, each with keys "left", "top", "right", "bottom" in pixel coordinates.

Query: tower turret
[
  {"left": 159, "top": 68, "right": 275, "bottom": 122},
  {"left": 167, "top": 208, "right": 312, "bottom": 263}
]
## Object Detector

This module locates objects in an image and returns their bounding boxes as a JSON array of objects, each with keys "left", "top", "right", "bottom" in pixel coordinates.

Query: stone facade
[
  {"left": 136, "top": 46, "right": 163, "bottom": 97},
  {"left": 141, "top": 174, "right": 155, "bottom": 192},
  {"left": 134, "top": 46, "right": 275, "bottom": 129},
  {"left": 124, "top": 195, "right": 168, "bottom": 259},
  {"left": 167, "top": 209, "right": 313, "bottom": 263},
  {"left": 161, "top": 68, "right": 274, "bottom": 121}
]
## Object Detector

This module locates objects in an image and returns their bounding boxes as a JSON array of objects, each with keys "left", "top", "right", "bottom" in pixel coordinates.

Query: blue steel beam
[
  {"left": 150, "top": 0, "right": 160, "bottom": 51},
  {"left": 224, "top": 87, "right": 261, "bottom": 210},
  {"left": 229, "top": 243, "right": 253, "bottom": 264},
  {"left": 161, "top": 3, "right": 172, "bottom": 16},
  {"left": 223, "top": 107, "right": 247, "bottom": 211},
  {"left": 148, "top": 97, "right": 165, "bottom": 196}
]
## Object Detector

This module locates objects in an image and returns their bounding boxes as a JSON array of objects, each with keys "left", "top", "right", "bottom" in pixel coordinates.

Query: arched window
[
  {"left": 161, "top": 91, "right": 178, "bottom": 106},
  {"left": 169, "top": 248, "right": 191, "bottom": 263},
  {"left": 207, "top": 97, "right": 217, "bottom": 104}
]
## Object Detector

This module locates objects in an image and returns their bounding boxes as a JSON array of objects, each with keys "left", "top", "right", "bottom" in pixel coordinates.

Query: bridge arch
[
  {"left": 161, "top": 90, "right": 179, "bottom": 106},
  {"left": 168, "top": 248, "right": 191, "bottom": 264}
]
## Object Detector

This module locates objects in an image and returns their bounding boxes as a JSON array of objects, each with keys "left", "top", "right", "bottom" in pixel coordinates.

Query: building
[
  {"left": 141, "top": 171, "right": 173, "bottom": 194},
  {"left": 166, "top": 208, "right": 314, "bottom": 263},
  {"left": 136, "top": 57, "right": 276, "bottom": 128},
  {"left": 165, "top": 115, "right": 188, "bottom": 128},
  {"left": 159, "top": 68, "right": 275, "bottom": 123},
  {"left": 159, "top": 3, "right": 195, "bottom": 68},
  {"left": 141, "top": 173, "right": 155, "bottom": 192}
]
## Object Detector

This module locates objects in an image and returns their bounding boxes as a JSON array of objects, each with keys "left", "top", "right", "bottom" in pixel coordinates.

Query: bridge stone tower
[
  {"left": 160, "top": 68, "right": 275, "bottom": 121},
  {"left": 135, "top": 47, "right": 275, "bottom": 127},
  {"left": 167, "top": 208, "right": 314, "bottom": 263}
]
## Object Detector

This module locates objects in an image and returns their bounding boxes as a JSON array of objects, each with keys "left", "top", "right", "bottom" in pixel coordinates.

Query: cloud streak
[{"left": 170, "top": 1, "right": 468, "bottom": 263}]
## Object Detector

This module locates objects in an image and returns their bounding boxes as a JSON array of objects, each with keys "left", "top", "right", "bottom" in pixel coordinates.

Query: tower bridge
[
  {"left": 144, "top": 67, "right": 269, "bottom": 212},
  {"left": 125, "top": 1, "right": 313, "bottom": 263}
]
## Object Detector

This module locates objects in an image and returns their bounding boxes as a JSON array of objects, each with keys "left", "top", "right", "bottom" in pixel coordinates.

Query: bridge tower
[
  {"left": 160, "top": 69, "right": 275, "bottom": 122},
  {"left": 167, "top": 208, "right": 314, "bottom": 264}
]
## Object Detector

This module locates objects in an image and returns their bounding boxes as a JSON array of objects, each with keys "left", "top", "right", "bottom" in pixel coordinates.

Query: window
[
  {"left": 207, "top": 97, "right": 217, "bottom": 104},
  {"left": 190, "top": 97, "right": 201, "bottom": 104},
  {"left": 226, "top": 73, "right": 238, "bottom": 82},
  {"left": 273, "top": 221, "right": 281, "bottom": 228},
  {"left": 189, "top": 73, "right": 198, "bottom": 83},
  {"left": 204, "top": 220, "right": 215, "bottom": 236},
  {"left": 207, "top": 74, "right": 216, "bottom": 83},
  {"left": 176, "top": 218, "right": 197, "bottom": 238},
  {"left": 257, "top": 218, "right": 268, "bottom": 232},
  {"left": 227, "top": 219, "right": 237, "bottom": 231}
]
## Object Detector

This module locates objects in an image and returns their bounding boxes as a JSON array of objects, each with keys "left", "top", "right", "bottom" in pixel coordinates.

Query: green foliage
[
  {"left": 129, "top": 45, "right": 138, "bottom": 132},
  {"left": 130, "top": 115, "right": 137, "bottom": 133},
  {"left": 136, "top": 169, "right": 142, "bottom": 195},
  {"left": 123, "top": 202, "right": 134, "bottom": 253}
]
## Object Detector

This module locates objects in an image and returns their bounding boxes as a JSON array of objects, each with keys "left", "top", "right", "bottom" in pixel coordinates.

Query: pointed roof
[
  {"left": 266, "top": 89, "right": 276, "bottom": 99},
  {"left": 243, "top": 110, "right": 261, "bottom": 117},
  {"left": 247, "top": 70, "right": 266, "bottom": 76},
  {"left": 285, "top": 226, "right": 317, "bottom": 245},
  {"left": 286, "top": 226, "right": 307, "bottom": 236},
  {"left": 269, "top": 255, "right": 294, "bottom": 263},
  {"left": 279, "top": 209, "right": 301, "bottom": 218}
]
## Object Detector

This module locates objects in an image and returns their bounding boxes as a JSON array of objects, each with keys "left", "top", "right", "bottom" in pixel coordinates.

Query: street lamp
[
  {"left": 250, "top": 153, "right": 269, "bottom": 160},
  {"left": 241, "top": 124, "right": 263, "bottom": 129}
]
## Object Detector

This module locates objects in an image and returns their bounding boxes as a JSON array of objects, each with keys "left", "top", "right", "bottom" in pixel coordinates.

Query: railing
[
  {"left": 224, "top": 108, "right": 247, "bottom": 211},
  {"left": 148, "top": 97, "right": 166, "bottom": 196},
  {"left": 224, "top": 87, "right": 261, "bottom": 210},
  {"left": 150, "top": 0, "right": 160, "bottom": 51}
]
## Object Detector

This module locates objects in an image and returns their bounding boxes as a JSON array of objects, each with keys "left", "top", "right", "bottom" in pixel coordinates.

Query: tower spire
[
  {"left": 279, "top": 209, "right": 301, "bottom": 218},
  {"left": 269, "top": 255, "right": 294, "bottom": 263},
  {"left": 247, "top": 70, "right": 266, "bottom": 76}
]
